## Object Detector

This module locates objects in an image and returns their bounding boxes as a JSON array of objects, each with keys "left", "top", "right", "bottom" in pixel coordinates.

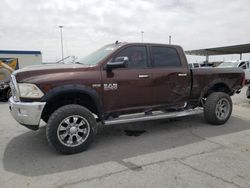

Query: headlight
[{"left": 18, "top": 83, "right": 44, "bottom": 98}]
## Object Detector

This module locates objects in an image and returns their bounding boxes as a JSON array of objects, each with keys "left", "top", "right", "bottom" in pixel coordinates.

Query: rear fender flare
[{"left": 199, "top": 79, "right": 231, "bottom": 102}]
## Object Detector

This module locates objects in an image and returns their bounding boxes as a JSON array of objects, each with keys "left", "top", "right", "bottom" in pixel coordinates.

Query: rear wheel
[
  {"left": 46, "top": 104, "right": 97, "bottom": 154},
  {"left": 204, "top": 92, "right": 232, "bottom": 125}
]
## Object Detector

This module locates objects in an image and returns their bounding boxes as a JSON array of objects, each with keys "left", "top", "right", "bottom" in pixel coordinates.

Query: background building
[{"left": 0, "top": 50, "right": 42, "bottom": 69}]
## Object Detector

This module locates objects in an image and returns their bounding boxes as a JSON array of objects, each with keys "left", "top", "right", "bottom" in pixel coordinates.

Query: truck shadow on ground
[{"left": 3, "top": 114, "right": 250, "bottom": 177}]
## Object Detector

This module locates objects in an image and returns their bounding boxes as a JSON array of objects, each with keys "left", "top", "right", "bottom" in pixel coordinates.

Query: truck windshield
[
  {"left": 77, "top": 43, "right": 123, "bottom": 66},
  {"left": 218, "top": 62, "right": 238, "bottom": 68}
]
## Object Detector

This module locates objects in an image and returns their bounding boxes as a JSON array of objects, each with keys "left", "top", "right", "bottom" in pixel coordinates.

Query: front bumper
[{"left": 9, "top": 97, "right": 46, "bottom": 130}]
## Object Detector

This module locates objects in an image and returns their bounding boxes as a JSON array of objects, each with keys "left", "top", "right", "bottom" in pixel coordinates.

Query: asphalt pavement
[{"left": 0, "top": 86, "right": 249, "bottom": 188}]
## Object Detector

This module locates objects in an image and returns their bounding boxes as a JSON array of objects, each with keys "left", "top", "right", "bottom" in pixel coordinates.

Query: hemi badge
[{"left": 92, "top": 84, "right": 101, "bottom": 88}]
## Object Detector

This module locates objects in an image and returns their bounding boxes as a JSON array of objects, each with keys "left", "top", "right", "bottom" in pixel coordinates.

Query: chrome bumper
[{"left": 9, "top": 97, "right": 46, "bottom": 130}]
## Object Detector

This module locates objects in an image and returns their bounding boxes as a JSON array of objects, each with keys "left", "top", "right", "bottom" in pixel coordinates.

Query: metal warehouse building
[{"left": 0, "top": 50, "right": 42, "bottom": 68}]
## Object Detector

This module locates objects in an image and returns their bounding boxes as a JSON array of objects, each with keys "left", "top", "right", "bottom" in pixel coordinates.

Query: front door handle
[
  {"left": 138, "top": 74, "right": 149, "bottom": 78},
  {"left": 178, "top": 73, "right": 187, "bottom": 77}
]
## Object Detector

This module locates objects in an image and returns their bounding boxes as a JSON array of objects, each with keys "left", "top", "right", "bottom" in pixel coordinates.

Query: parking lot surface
[{"left": 0, "top": 86, "right": 250, "bottom": 188}]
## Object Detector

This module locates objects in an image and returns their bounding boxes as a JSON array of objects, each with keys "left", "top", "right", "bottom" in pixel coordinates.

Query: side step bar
[{"left": 104, "top": 108, "right": 203, "bottom": 126}]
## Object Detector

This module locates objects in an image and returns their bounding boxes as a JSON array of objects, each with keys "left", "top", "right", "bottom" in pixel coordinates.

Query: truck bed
[{"left": 190, "top": 67, "right": 244, "bottom": 103}]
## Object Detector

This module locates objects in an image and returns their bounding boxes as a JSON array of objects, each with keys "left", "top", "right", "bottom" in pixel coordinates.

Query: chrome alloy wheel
[
  {"left": 57, "top": 115, "right": 90, "bottom": 147},
  {"left": 215, "top": 98, "right": 230, "bottom": 120}
]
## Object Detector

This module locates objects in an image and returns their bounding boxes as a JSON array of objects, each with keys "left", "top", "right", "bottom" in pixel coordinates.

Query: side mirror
[{"left": 105, "top": 56, "right": 128, "bottom": 71}]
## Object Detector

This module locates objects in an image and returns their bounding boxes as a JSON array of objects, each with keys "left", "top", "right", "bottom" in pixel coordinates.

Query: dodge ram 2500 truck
[{"left": 9, "top": 42, "right": 245, "bottom": 154}]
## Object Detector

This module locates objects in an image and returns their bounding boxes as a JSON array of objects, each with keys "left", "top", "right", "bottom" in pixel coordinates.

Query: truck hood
[
  {"left": 13, "top": 63, "right": 96, "bottom": 83},
  {"left": 16, "top": 63, "right": 92, "bottom": 72}
]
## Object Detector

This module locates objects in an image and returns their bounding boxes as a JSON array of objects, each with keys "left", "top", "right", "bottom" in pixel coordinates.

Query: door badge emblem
[{"left": 104, "top": 83, "right": 118, "bottom": 90}]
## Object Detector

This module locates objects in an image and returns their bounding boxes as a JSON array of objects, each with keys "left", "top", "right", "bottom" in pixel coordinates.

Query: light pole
[
  {"left": 141, "top": 31, "right": 144, "bottom": 42},
  {"left": 59, "top": 25, "right": 64, "bottom": 60}
]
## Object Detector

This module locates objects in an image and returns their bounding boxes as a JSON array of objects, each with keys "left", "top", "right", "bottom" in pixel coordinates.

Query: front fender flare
[{"left": 40, "top": 84, "right": 103, "bottom": 119}]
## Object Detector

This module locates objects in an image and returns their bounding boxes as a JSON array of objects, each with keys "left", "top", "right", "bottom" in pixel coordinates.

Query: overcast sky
[{"left": 1, "top": 0, "right": 250, "bottom": 62}]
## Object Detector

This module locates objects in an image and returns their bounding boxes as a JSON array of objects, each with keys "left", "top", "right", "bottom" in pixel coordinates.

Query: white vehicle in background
[
  {"left": 188, "top": 63, "right": 202, "bottom": 68},
  {"left": 218, "top": 60, "right": 250, "bottom": 82}
]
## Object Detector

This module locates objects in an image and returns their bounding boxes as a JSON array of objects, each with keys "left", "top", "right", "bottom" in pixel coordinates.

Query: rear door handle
[
  {"left": 178, "top": 73, "right": 187, "bottom": 77},
  {"left": 138, "top": 74, "right": 149, "bottom": 78}
]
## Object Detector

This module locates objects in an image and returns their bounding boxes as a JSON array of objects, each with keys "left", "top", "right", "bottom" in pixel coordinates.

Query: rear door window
[{"left": 151, "top": 46, "right": 181, "bottom": 67}]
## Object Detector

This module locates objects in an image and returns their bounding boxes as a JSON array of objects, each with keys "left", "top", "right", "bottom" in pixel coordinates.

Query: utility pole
[
  {"left": 169, "top": 35, "right": 172, "bottom": 44},
  {"left": 59, "top": 25, "right": 64, "bottom": 60},
  {"left": 141, "top": 31, "right": 144, "bottom": 42}
]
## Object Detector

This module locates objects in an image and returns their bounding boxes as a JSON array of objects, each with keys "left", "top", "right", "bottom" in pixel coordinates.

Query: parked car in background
[
  {"left": 188, "top": 63, "right": 202, "bottom": 68},
  {"left": 217, "top": 60, "right": 250, "bottom": 82},
  {"left": 0, "top": 79, "right": 11, "bottom": 101},
  {"left": 0, "top": 61, "right": 13, "bottom": 101}
]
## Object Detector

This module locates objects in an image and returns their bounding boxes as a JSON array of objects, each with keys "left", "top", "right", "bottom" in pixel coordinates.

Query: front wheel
[
  {"left": 46, "top": 104, "right": 97, "bottom": 154},
  {"left": 204, "top": 92, "right": 232, "bottom": 125}
]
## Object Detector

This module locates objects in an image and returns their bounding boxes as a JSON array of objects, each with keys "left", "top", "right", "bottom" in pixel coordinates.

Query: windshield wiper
[{"left": 56, "top": 56, "right": 77, "bottom": 64}]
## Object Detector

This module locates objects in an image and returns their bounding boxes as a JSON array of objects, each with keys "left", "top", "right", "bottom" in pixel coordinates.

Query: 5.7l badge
[{"left": 104, "top": 83, "right": 118, "bottom": 90}]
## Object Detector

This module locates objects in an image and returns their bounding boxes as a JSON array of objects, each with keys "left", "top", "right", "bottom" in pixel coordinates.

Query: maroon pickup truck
[{"left": 9, "top": 42, "right": 245, "bottom": 154}]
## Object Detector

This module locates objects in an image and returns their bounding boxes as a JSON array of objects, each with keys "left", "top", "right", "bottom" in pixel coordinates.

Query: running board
[{"left": 104, "top": 108, "right": 203, "bottom": 125}]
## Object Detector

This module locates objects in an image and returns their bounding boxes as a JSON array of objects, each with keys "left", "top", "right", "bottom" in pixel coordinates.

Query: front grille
[
  {"left": 9, "top": 79, "right": 15, "bottom": 96},
  {"left": 10, "top": 75, "right": 19, "bottom": 101}
]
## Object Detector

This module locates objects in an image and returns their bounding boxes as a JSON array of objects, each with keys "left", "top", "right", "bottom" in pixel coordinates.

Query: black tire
[
  {"left": 204, "top": 92, "right": 232, "bottom": 125},
  {"left": 46, "top": 104, "right": 97, "bottom": 154}
]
